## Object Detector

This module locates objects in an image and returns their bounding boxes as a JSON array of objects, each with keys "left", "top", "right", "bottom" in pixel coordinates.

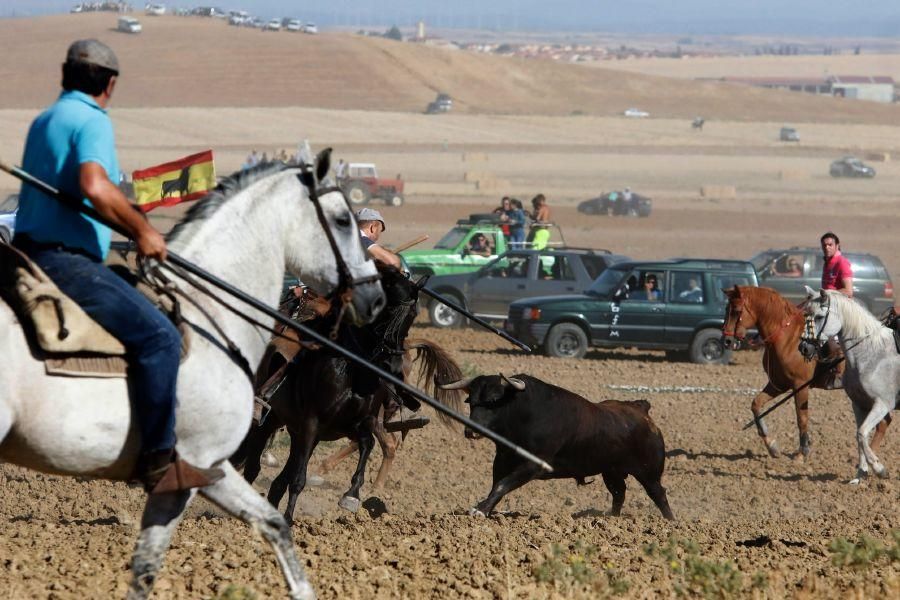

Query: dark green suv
[
  {"left": 750, "top": 247, "right": 894, "bottom": 315},
  {"left": 505, "top": 258, "right": 758, "bottom": 364}
]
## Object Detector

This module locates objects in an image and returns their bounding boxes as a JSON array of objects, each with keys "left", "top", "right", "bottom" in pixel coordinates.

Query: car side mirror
[
  {"left": 613, "top": 285, "right": 627, "bottom": 300},
  {"left": 461, "top": 248, "right": 470, "bottom": 258}
]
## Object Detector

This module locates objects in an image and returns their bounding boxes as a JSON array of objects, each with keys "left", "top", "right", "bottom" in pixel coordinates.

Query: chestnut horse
[{"left": 722, "top": 286, "right": 891, "bottom": 459}]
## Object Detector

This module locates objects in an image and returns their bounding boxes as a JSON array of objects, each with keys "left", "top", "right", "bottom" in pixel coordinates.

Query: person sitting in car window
[
  {"left": 641, "top": 274, "right": 661, "bottom": 301},
  {"left": 467, "top": 233, "right": 493, "bottom": 257},
  {"left": 678, "top": 277, "right": 703, "bottom": 303}
]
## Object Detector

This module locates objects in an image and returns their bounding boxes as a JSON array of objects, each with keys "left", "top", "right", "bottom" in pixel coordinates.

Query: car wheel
[
  {"left": 580, "top": 203, "right": 597, "bottom": 215},
  {"left": 386, "top": 194, "right": 404, "bottom": 207},
  {"left": 544, "top": 323, "right": 588, "bottom": 359},
  {"left": 429, "top": 297, "right": 464, "bottom": 328},
  {"left": 343, "top": 181, "right": 371, "bottom": 206},
  {"left": 689, "top": 328, "right": 732, "bottom": 365},
  {"left": 0, "top": 227, "right": 9, "bottom": 245}
]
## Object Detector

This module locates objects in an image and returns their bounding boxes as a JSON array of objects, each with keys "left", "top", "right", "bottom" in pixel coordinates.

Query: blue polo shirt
[{"left": 16, "top": 90, "right": 119, "bottom": 260}]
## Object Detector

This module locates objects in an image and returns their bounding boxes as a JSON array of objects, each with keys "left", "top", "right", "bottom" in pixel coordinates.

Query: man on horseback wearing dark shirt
[
  {"left": 13, "top": 40, "right": 223, "bottom": 493},
  {"left": 356, "top": 208, "right": 429, "bottom": 432}
]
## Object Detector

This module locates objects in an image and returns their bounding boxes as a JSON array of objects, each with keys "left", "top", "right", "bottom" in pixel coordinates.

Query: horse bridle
[
  {"left": 298, "top": 177, "right": 381, "bottom": 293},
  {"left": 723, "top": 297, "right": 796, "bottom": 346}
]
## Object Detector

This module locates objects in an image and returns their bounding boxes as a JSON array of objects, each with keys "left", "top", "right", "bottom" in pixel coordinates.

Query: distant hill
[{"left": 1, "top": 14, "right": 899, "bottom": 124}]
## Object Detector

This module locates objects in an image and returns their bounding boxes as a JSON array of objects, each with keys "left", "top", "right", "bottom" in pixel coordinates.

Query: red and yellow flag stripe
[{"left": 131, "top": 150, "right": 216, "bottom": 212}]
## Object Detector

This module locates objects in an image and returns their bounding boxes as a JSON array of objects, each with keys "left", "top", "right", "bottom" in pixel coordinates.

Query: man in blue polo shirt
[{"left": 14, "top": 40, "right": 222, "bottom": 493}]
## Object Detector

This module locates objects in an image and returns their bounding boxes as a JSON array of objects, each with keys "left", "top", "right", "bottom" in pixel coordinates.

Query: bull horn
[
  {"left": 437, "top": 376, "right": 475, "bottom": 390},
  {"left": 500, "top": 373, "right": 526, "bottom": 391}
]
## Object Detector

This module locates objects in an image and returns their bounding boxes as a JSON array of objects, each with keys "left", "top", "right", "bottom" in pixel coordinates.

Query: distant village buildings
[{"left": 713, "top": 75, "right": 896, "bottom": 103}]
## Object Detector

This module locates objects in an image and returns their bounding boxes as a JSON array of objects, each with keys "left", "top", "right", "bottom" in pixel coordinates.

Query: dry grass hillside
[{"left": 2, "top": 14, "right": 900, "bottom": 124}]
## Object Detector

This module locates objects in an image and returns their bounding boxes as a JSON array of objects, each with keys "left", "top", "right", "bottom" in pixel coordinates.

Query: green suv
[
  {"left": 750, "top": 247, "right": 894, "bottom": 315},
  {"left": 505, "top": 258, "right": 758, "bottom": 364},
  {"left": 401, "top": 214, "right": 565, "bottom": 278}
]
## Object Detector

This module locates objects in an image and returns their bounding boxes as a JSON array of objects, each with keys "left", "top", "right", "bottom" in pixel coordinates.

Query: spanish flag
[{"left": 131, "top": 150, "right": 216, "bottom": 212}]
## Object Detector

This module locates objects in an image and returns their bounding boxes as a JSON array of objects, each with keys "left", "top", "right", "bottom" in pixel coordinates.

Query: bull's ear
[{"left": 803, "top": 285, "right": 817, "bottom": 299}]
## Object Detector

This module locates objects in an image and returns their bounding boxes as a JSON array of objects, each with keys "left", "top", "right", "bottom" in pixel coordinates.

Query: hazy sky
[{"left": 3, "top": 1, "right": 900, "bottom": 36}]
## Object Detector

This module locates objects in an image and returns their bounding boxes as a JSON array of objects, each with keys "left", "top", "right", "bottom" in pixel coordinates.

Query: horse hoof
[
  {"left": 766, "top": 442, "right": 780, "bottom": 458},
  {"left": 338, "top": 495, "right": 361, "bottom": 513},
  {"left": 262, "top": 452, "right": 279, "bottom": 468},
  {"left": 848, "top": 478, "right": 862, "bottom": 486},
  {"left": 875, "top": 467, "right": 889, "bottom": 479},
  {"left": 306, "top": 474, "right": 325, "bottom": 487},
  {"left": 468, "top": 507, "right": 486, "bottom": 517}
]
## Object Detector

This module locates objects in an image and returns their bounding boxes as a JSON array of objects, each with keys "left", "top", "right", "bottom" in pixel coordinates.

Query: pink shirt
[{"left": 821, "top": 251, "right": 853, "bottom": 290}]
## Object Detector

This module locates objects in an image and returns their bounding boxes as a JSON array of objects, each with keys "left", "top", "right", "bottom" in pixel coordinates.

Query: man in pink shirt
[
  {"left": 818, "top": 232, "right": 852, "bottom": 389},
  {"left": 820, "top": 232, "right": 853, "bottom": 296}
]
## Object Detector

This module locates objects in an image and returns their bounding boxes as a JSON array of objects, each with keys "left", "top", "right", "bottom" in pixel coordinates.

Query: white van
[{"left": 118, "top": 17, "right": 142, "bottom": 34}]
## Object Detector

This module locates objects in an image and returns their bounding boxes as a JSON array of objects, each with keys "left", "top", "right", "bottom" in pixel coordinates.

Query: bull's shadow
[
  {"left": 464, "top": 347, "right": 672, "bottom": 363},
  {"left": 666, "top": 448, "right": 758, "bottom": 462}
]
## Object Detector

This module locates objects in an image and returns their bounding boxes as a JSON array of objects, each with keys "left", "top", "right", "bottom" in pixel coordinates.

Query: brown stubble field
[{"left": 2, "top": 12, "right": 900, "bottom": 600}]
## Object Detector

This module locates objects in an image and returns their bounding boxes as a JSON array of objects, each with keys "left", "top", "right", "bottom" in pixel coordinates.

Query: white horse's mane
[
  {"left": 825, "top": 290, "right": 894, "bottom": 352},
  {"left": 167, "top": 161, "right": 293, "bottom": 243}
]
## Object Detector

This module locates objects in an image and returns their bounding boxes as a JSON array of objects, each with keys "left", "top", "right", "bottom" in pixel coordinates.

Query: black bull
[{"left": 442, "top": 374, "right": 675, "bottom": 519}]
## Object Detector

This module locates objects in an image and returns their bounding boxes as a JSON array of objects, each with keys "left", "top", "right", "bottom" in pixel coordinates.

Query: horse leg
[
  {"left": 267, "top": 427, "right": 306, "bottom": 513},
  {"left": 871, "top": 414, "right": 892, "bottom": 452},
  {"left": 371, "top": 427, "right": 399, "bottom": 492},
  {"left": 793, "top": 388, "right": 812, "bottom": 460},
  {"left": 282, "top": 426, "right": 319, "bottom": 525},
  {"left": 127, "top": 490, "right": 194, "bottom": 599},
  {"left": 857, "top": 401, "right": 892, "bottom": 479},
  {"left": 850, "top": 401, "right": 871, "bottom": 484},
  {"left": 236, "top": 414, "right": 281, "bottom": 485},
  {"left": 750, "top": 384, "right": 782, "bottom": 457},
  {"left": 339, "top": 431, "right": 375, "bottom": 513},
  {"left": 200, "top": 462, "right": 315, "bottom": 600},
  {"left": 318, "top": 441, "right": 359, "bottom": 475}
]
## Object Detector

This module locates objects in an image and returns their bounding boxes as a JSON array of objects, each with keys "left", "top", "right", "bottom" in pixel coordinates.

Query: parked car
[
  {"left": 264, "top": 18, "right": 282, "bottom": 31},
  {"left": 750, "top": 247, "right": 894, "bottom": 315},
  {"left": 145, "top": 3, "right": 165, "bottom": 16},
  {"left": 228, "top": 11, "right": 250, "bottom": 25},
  {"left": 425, "top": 248, "right": 630, "bottom": 328},
  {"left": 340, "top": 163, "right": 404, "bottom": 207},
  {"left": 401, "top": 213, "right": 566, "bottom": 278},
  {"left": 577, "top": 191, "right": 651, "bottom": 217},
  {"left": 426, "top": 93, "right": 453, "bottom": 114},
  {"left": 303, "top": 22, "right": 318, "bottom": 34},
  {"left": 779, "top": 126, "right": 800, "bottom": 142},
  {"left": 623, "top": 108, "right": 649, "bottom": 118},
  {"left": 117, "top": 16, "right": 142, "bottom": 33},
  {"left": 829, "top": 156, "right": 875, "bottom": 178},
  {"left": 505, "top": 258, "right": 759, "bottom": 364},
  {"left": 285, "top": 19, "right": 302, "bottom": 32},
  {"left": 0, "top": 194, "right": 19, "bottom": 244}
]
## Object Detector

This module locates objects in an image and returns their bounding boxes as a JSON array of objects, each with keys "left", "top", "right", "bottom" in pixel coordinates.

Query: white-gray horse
[
  {"left": 802, "top": 286, "right": 899, "bottom": 484},
  {"left": 0, "top": 161, "right": 384, "bottom": 599}
]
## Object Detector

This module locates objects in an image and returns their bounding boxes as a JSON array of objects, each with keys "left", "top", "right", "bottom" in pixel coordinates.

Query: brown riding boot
[{"left": 139, "top": 449, "right": 225, "bottom": 494}]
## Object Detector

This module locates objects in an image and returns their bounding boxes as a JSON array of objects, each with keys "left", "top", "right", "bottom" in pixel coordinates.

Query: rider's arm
[
  {"left": 839, "top": 276, "right": 853, "bottom": 297},
  {"left": 366, "top": 243, "right": 402, "bottom": 269},
  {"left": 79, "top": 162, "right": 167, "bottom": 260}
]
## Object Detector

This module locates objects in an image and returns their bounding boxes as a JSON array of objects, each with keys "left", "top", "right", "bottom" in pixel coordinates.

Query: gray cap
[
  {"left": 66, "top": 39, "right": 119, "bottom": 72},
  {"left": 356, "top": 207, "right": 385, "bottom": 230}
]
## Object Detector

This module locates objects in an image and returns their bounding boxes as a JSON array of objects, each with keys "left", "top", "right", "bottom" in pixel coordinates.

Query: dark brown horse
[
  {"left": 722, "top": 285, "right": 890, "bottom": 459},
  {"left": 234, "top": 266, "right": 464, "bottom": 522}
]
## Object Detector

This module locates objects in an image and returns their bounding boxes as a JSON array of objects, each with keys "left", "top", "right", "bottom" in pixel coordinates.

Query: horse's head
[
  {"left": 722, "top": 285, "right": 754, "bottom": 350},
  {"left": 284, "top": 149, "right": 384, "bottom": 325},
  {"left": 800, "top": 286, "right": 840, "bottom": 359}
]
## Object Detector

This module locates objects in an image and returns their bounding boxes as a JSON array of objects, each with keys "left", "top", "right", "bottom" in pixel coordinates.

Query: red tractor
[{"left": 340, "top": 163, "right": 405, "bottom": 207}]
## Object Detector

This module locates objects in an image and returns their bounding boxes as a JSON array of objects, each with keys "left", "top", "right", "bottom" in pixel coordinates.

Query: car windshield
[
  {"left": 0, "top": 195, "right": 18, "bottom": 212},
  {"left": 434, "top": 227, "right": 469, "bottom": 249},
  {"left": 586, "top": 267, "right": 628, "bottom": 298}
]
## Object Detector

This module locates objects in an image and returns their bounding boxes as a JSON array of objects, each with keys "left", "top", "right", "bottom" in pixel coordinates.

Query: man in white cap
[
  {"left": 356, "top": 207, "right": 402, "bottom": 270},
  {"left": 355, "top": 207, "right": 428, "bottom": 431},
  {"left": 13, "top": 39, "right": 223, "bottom": 493}
]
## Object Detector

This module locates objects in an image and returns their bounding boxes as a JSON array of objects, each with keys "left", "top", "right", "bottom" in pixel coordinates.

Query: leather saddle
[{"left": 0, "top": 241, "right": 187, "bottom": 378}]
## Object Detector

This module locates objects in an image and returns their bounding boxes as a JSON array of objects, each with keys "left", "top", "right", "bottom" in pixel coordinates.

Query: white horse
[
  {"left": 0, "top": 161, "right": 384, "bottom": 599},
  {"left": 802, "top": 286, "right": 899, "bottom": 484}
]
